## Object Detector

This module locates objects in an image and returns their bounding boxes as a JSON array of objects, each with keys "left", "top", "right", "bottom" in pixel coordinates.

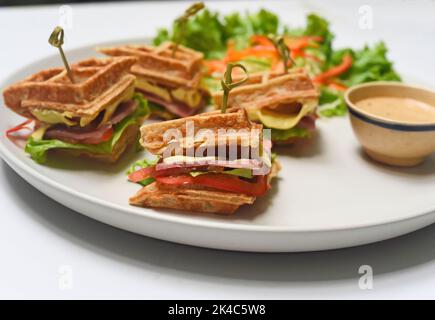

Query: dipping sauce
[{"left": 355, "top": 96, "right": 435, "bottom": 123}]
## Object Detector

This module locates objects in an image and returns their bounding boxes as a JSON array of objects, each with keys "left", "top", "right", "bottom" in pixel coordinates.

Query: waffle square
[
  {"left": 98, "top": 42, "right": 204, "bottom": 89},
  {"left": 212, "top": 69, "right": 319, "bottom": 112},
  {"left": 3, "top": 56, "right": 137, "bottom": 121}
]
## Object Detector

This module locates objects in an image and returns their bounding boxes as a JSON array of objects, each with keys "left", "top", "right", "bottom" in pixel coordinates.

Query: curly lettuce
[{"left": 154, "top": 9, "right": 281, "bottom": 59}]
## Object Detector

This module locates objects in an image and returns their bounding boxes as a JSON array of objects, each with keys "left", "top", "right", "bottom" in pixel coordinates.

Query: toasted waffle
[
  {"left": 139, "top": 108, "right": 258, "bottom": 154},
  {"left": 3, "top": 57, "right": 137, "bottom": 126},
  {"left": 212, "top": 69, "right": 319, "bottom": 114},
  {"left": 98, "top": 42, "right": 204, "bottom": 89}
]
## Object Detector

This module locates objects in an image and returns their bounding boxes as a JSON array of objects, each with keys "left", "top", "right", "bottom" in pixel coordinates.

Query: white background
[{"left": 1, "top": 0, "right": 435, "bottom": 299}]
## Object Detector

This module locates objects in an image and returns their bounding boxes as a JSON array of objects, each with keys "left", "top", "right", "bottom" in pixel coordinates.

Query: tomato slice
[
  {"left": 156, "top": 173, "right": 268, "bottom": 197},
  {"left": 128, "top": 166, "right": 210, "bottom": 183},
  {"left": 128, "top": 166, "right": 156, "bottom": 183},
  {"left": 80, "top": 126, "right": 114, "bottom": 145}
]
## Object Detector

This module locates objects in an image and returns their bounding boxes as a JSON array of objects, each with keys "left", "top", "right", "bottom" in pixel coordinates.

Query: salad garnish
[{"left": 154, "top": 10, "right": 401, "bottom": 117}]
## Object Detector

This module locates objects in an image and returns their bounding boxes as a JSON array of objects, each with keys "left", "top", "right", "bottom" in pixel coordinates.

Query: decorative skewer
[
  {"left": 220, "top": 63, "right": 249, "bottom": 114},
  {"left": 49, "top": 26, "right": 74, "bottom": 83},
  {"left": 267, "top": 34, "right": 295, "bottom": 73},
  {"left": 172, "top": 2, "right": 205, "bottom": 57}
]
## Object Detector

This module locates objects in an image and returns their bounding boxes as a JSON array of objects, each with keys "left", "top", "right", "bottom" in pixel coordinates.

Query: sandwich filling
[
  {"left": 24, "top": 93, "right": 149, "bottom": 163},
  {"left": 247, "top": 100, "right": 318, "bottom": 142},
  {"left": 98, "top": 43, "right": 207, "bottom": 119},
  {"left": 127, "top": 143, "right": 275, "bottom": 197},
  {"left": 136, "top": 77, "right": 206, "bottom": 119},
  {"left": 212, "top": 71, "right": 319, "bottom": 142}
]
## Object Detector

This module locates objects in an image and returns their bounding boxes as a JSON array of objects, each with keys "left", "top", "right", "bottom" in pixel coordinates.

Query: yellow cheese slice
[
  {"left": 136, "top": 78, "right": 171, "bottom": 102},
  {"left": 171, "top": 87, "right": 201, "bottom": 108},
  {"left": 30, "top": 125, "right": 49, "bottom": 141},
  {"left": 256, "top": 101, "right": 317, "bottom": 130},
  {"left": 31, "top": 109, "right": 77, "bottom": 127}
]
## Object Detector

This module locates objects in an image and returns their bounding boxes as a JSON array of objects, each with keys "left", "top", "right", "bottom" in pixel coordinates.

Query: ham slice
[
  {"left": 138, "top": 90, "right": 199, "bottom": 118},
  {"left": 109, "top": 100, "right": 138, "bottom": 125},
  {"left": 297, "top": 114, "right": 316, "bottom": 132},
  {"left": 44, "top": 124, "right": 113, "bottom": 144},
  {"left": 44, "top": 100, "right": 137, "bottom": 144}
]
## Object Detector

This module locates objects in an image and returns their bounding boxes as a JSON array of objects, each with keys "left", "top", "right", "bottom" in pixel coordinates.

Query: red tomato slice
[
  {"left": 128, "top": 166, "right": 156, "bottom": 182},
  {"left": 156, "top": 173, "right": 268, "bottom": 197},
  {"left": 80, "top": 126, "right": 114, "bottom": 145}
]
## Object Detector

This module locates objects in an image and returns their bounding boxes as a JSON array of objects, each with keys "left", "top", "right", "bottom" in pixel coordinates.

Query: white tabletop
[{"left": 1, "top": 0, "right": 435, "bottom": 299}]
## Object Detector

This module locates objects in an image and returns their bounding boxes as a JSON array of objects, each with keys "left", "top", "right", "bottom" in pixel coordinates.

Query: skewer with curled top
[{"left": 220, "top": 63, "right": 249, "bottom": 114}]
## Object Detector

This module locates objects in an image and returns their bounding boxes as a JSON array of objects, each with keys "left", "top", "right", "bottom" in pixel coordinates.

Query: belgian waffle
[
  {"left": 98, "top": 42, "right": 204, "bottom": 89},
  {"left": 139, "top": 108, "right": 257, "bottom": 154},
  {"left": 3, "top": 56, "right": 137, "bottom": 122},
  {"left": 212, "top": 69, "right": 319, "bottom": 114}
]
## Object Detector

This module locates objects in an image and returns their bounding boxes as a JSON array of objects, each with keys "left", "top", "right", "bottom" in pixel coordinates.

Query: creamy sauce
[
  {"left": 355, "top": 97, "right": 435, "bottom": 123},
  {"left": 356, "top": 97, "right": 435, "bottom": 123}
]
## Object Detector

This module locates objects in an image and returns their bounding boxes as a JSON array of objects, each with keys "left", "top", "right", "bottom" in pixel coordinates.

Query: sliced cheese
[
  {"left": 30, "top": 125, "right": 49, "bottom": 141},
  {"left": 136, "top": 78, "right": 171, "bottom": 102},
  {"left": 256, "top": 100, "right": 317, "bottom": 130},
  {"left": 95, "top": 85, "right": 135, "bottom": 127},
  {"left": 136, "top": 78, "right": 202, "bottom": 108},
  {"left": 171, "top": 87, "right": 201, "bottom": 108},
  {"left": 31, "top": 109, "right": 77, "bottom": 127},
  {"left": 31, "top": 85, "right": 135, "bottom": 128}
]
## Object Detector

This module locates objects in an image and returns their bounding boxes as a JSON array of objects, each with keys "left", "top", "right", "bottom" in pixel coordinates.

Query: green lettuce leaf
[
  {"left": 317, "top": 87, "right": 347, "bottom": 117},
  {"left": 333, "top": 42, "right": 401, "bottom": 86},
  {"left": 303, "top": 14, "right": 334, "bottom": 67},
  {"left": 154, "top": 9, "right": 227, "bottom": 59},
  {"left": 153, "top": 8, "right": 281, "bottom": 59},
  {"left": 271, "top": 127, "right": 310, "bottom": 141},
  {"left": 25, "top": 95, "right": 149, "bottom": 164}
]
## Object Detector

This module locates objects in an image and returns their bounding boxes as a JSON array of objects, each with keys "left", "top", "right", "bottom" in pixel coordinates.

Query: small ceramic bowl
[{"left": 345, "top": 82, "right": 435, "bottom": 167}]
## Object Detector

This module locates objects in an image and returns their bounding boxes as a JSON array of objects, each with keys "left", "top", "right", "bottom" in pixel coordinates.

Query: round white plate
[{"left": 1, "top": 41, "right": 435, "bottom": 252}]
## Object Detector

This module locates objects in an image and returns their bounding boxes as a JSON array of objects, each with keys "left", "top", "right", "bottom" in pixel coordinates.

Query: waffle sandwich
[
  {"left": 3, "top": 56, "right": 149, "bottom": 163},
  {"left": 212, "top": 69, "right": 319, "bottom": 145},
  {"left": 98, "top": 42, "right": 208, "bottom": 119},
  {"left": 128, "top": 108, "right": 280, "bottom": 214}
]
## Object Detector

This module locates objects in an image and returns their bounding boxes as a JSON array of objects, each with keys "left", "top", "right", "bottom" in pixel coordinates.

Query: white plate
[{"left": 1, "top": 41, "right": 435, "bottom": 252}]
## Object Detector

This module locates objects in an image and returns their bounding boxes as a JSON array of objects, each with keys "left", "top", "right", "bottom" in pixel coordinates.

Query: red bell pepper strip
[
  {"left": 313, "top": 54, "right": 353, "bottom": 84},
  {"left": 6, "top": 119, "right": 33, "bottom": 139}
]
